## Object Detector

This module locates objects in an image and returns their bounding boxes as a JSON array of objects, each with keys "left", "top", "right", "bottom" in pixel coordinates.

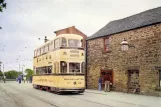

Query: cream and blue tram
[{"left": 33, "top": 34, "right": 85, "bottom": 93}]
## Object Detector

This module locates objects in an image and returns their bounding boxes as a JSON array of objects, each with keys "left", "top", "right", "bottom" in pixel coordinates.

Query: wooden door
[
  {"left": 128, "top": 70, "right": 139, "bottom": 93},
  {"left": 100, "top": 70, "right": 113, "bottom": 85}
]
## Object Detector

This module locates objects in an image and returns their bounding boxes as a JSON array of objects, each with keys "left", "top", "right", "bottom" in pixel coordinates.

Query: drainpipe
[{"left": 85, "top": 40, "right": 88, "bottom": 89}]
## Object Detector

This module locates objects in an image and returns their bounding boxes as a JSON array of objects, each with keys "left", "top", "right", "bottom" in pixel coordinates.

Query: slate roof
[{"left": 87, "top": 7, "right": 161, "bottom": 40}]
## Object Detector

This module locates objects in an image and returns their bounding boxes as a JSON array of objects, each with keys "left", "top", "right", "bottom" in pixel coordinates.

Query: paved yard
[{"left": 0, "top": 81, "right": 161, "bottom": 107}]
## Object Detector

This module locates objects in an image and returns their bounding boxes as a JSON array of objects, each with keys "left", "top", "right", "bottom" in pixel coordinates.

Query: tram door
[{"left": 100, "top": 70, "right": 113, "bottom": 88}]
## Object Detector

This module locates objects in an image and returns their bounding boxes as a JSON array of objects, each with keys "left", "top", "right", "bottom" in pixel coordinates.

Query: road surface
[{"left": 0, "top": 81, "right": 161, "bottom": 107}]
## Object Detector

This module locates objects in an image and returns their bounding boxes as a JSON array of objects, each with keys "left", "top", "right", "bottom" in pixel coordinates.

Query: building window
[
  {"left": 159, "top": 70, "right": 161, "bottom": 87},
  {"left": 104, "top": 38, "right": 110, "bottom": 51}
]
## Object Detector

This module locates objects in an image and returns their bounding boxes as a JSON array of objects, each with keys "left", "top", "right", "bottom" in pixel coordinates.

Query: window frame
[
  {"left": 68, "top": 39, "right": 81, "bottom": 48},
  {"left": 54, "top": 38, "right": 60, "bottom": 49},
  {"left": 60, "top": 61, "right": 67, "bottom": 73},
  {"left": 69, "top": 63, "right": 80, "bottom": 73},
  {"left": 104, "top": 37, "right": 110, "bottom": 52},
  {"left": 159, "top": 70, "right": 161, "bottom": 87}
]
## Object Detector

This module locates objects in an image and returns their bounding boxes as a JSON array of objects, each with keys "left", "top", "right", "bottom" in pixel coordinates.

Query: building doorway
[
  {"left": 100, "top": 70, "right": 113, "bottom": 88},
  {"left": 159, "top": 70, "right": 161, "bottom": 87},
  {"left": 128, "top": 70, "right": 140, "bottom": 93}
]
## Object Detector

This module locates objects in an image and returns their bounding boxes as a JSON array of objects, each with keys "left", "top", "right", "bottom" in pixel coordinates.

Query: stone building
[{"left": 86, "top": 7, "right": 161, "bottom": 96}]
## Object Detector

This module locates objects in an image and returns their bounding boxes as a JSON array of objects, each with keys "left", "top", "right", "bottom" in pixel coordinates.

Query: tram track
[
  {"left": 9, "top": 83, "right": 112, "bottom": 107},
  {"left": 4, "top": 84, "right": 59, "bottom": 107},
  {"left": 6, "top": 83, "right": 146, "bottom": 107},
  {"left": 0, "top": 85, "right": 24, "bottom": 107}
]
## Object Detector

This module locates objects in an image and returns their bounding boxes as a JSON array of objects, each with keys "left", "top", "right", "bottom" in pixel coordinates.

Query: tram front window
[
  {"left": 69, "top": 63, "right": 80, "bottom": 73},
  {"left": 68, "top": 39, "right": 81, "bottom": 48}
]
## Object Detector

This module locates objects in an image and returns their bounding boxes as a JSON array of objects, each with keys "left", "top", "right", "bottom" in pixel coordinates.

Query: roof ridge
[{"left": 87, "top": 6, "right": 161, "bottom": 40}]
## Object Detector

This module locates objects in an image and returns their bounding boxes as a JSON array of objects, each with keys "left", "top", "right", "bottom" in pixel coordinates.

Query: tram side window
[
  {"left": 69, "top": 63, "right": 80, "bottom": 73},
  {"left": 60, "top": 37, "right": 67, "bottom": 47},
  {"left": 36, "top": 66, "right": 52, "bottom": 74},
  {"left": 81, "top": 62, "right": 85, "bottom": 73},
  {"left": 55, "top": 39, "right": 60, "bottom": 49},
  {"left": 48, "top": 66, "right": 52, "bottom": 74},
  {"left": 60, "top": 61, "right": 67, "bottom": 73}
]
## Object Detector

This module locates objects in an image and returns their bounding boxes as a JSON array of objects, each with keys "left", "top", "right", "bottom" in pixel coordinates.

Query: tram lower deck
[{"left": 32, "top": 74, "right": 85, "bottom": 93}]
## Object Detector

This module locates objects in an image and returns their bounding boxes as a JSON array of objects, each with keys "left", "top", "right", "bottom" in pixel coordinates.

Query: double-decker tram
[{"left": 33, "top": 34, "right": 85, "bottom": 93}]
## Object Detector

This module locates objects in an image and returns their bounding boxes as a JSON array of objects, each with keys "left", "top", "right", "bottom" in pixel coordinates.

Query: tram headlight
[{"left": 73, "top": 81, "right": 77, "bottom": 85}]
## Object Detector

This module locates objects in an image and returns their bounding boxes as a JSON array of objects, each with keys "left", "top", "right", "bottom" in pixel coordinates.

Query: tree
[
  {"left": 25, "top": 69, "right": 34, "bottom": 79},
  {"left": 0, "top": 0, "right": 6, "bottom": 29},
  {"left": 4, "top": 70, "right": 20, "bottom": 79},
  {"left": 0, "top": 0, "right": 6, "bottom": 12},
  {"left": 0, "top": 70, "right": 3, "bottom": 76}
]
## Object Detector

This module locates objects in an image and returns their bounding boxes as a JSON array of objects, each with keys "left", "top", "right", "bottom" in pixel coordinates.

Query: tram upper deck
[{"left": 33, "top": 34, "right": 85, "bottom": 74}]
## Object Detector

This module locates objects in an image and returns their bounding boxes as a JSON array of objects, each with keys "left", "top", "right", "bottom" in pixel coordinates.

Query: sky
[{"left": 0, "top": 0, "right": 161, "bottom": 72}]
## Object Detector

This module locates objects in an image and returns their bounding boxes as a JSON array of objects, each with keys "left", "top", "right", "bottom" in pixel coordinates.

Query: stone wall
[{"left": 86, "top": 23, "right": 161, "bottom": 96}]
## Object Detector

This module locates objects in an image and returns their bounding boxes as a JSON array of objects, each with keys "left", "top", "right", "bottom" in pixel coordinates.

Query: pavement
[{"left": 0, "top": 81, "right": 161, "bottom": 107}]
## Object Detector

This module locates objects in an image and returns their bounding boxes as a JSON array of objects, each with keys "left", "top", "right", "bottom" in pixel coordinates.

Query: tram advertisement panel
[{"left": 33, "top": 75, "right": 85, "bottom": 88}]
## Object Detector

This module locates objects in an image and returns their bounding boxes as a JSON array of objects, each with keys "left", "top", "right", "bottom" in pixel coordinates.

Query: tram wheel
[{"left": 46, "top": 87, "right": 51, "bottom": 92}]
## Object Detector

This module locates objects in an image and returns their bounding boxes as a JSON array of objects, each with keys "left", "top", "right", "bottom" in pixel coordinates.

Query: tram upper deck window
[
  {"left": 45, "top": 45, "right": 49, "bottom": 53},
  {"left": 37, "top": 48, "right": 41, "bottom": 56},
  {"left": 69, "top": 63, "right": 80, "bottom": 73},
  {"left": 68, "top": 39, "right": 81, "bottom": 48},
  {"left": 60, "top": 37, "right": 67, "bottom": 47},
  {"left": 41, "top": 47, "right": 45, "bottom": 54},
  {"left": 55, "top": 39, "right": 60, "bottom": 48},
  {"left": 49, "top": 42, "right": 53, "bottom": 51},
  {"left": 34, "top": 50, "right": 37, "bottom": 57}
]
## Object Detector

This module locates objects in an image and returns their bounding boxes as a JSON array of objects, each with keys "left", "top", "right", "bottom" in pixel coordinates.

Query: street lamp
[
  {"left": 121, "top": 38, "right": 135, "bottom": 51},
  {"left": 22, "top": 64, "right": 25, "bottom": 75},
  {"left": 121, "top": 39, "right": 129, "bottom": 51}
]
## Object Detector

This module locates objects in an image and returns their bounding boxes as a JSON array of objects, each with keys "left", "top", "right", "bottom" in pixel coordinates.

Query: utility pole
[
  {"left": 3, "top": 64, "right": 4, "bottom": 73},
  {"left": 0, "top": 61, "right": 2, "bottom": 71},
  {"left": 19, "top": 64, "right": 20, "bottom": 75}
]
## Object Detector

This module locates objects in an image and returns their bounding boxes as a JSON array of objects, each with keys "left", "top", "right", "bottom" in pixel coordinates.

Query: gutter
[{"left": 85, "top": 39, "right": 88, "bottom": 89}]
